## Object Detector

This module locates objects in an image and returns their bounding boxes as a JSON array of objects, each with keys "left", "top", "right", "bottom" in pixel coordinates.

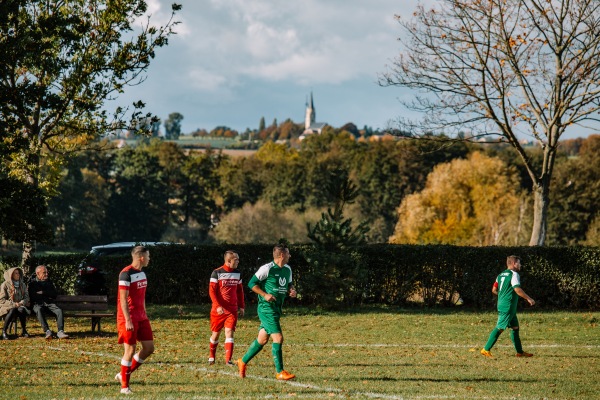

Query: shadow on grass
[{"left": 335, "top": 376, "right": 540, "bottom": 383}]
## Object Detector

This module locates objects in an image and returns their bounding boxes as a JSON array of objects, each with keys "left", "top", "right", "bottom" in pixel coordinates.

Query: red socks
[
  {"left": 224, "top": 338, "right": 234, "bottom": 363},
  {"left": 120, "top": 359, "right": 131, "bottom": 388}
]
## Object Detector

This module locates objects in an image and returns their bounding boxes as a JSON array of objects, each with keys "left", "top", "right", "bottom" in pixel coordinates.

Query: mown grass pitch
[{"left": 1, "top": 305, "right": 598, "bottom": 399}]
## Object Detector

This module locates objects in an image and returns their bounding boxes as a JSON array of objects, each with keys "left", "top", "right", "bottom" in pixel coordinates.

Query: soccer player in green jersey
[
  {"left": 237, "top": 244, "right": 297, "bottom": 380},
  {"left": 481, "top": 255, "right": 536, "bottom": 358}
]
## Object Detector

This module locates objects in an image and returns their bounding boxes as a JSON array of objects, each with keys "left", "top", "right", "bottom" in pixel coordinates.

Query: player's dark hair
[
  {"left": 506, "top": 255, "right": 520, "bottom": 266},
  {"left": 132, "top": 246, "right": 149, "bottom": 257},
  {"left": 273, "top": 244, "right": 288, "bottom": 258}
]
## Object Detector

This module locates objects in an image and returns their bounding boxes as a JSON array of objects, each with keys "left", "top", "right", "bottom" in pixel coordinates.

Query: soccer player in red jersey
[
  {"left": 114, "top": 246, "right": 154, "bottom": 395},
  {"left": 208, "top": 250, "right": 245, "bottom": 366}
]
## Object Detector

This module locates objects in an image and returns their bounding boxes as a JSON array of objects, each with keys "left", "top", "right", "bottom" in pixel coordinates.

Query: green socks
[
  {"left": 242, "top": 339, "right": 264, "bottom": 364},
  {"left": 510, "top": 329, "right": 523, "bottom": 354},
  {"left": 484, "top": 328, "right": 502, "bottom": 351},
  {"left": 241, "top": 339, "right": 283, "bottom": 373},
  {"left": 272, "top": 342, "right": 283, "bottom": 373}
]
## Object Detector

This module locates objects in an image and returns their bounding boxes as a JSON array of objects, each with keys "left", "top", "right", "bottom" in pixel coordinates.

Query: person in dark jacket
[{"left": 29, "top": 265, "right": 69, "bottom": 339}]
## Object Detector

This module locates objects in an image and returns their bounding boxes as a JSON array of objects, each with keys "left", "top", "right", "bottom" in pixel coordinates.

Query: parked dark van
[{"left": 74, "top": 242, "right": 173, "bottom": 295}]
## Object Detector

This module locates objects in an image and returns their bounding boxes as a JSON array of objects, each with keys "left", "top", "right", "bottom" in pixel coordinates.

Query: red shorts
[
  {"left": 210, "top": 311, "right": 238, "bottom": 333},
  {"left": 117, "top": 319, "right": 154, "bottom": 345}
]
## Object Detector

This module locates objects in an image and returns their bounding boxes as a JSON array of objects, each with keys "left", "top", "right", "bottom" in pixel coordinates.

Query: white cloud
[
  {"left": 115, "top": 0, "right": 443, "bottom": 132},
  {"left": 163, "top": 0, "right": 406, "bottom": 89},
  {"left": 187, "top": 68, "right": 230, "bottom": 92}
]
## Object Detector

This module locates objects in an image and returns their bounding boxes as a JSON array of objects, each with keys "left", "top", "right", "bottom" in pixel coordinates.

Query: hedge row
[{"left": 1, "top": 244, "right": 599, "bottom": 310}]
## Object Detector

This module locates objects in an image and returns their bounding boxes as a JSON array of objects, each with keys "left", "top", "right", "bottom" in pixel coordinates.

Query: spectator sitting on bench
[
  {"left": 29, "top": 265, "right": 69, "bottom": 339},
  {"left": 1, "top": 267, "right": 31, "bottom": 340}
]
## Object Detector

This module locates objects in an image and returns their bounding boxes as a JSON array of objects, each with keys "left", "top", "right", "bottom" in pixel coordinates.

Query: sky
[
  {"left": 113, "top": 0, "right": 433, "bottom": 135},
  {"left": 113, "top": 0, "right": 594, "bottom": 139}
]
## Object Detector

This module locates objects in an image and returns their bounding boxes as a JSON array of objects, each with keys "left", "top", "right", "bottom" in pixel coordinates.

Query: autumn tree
[
  {"left": 390, "top": 152, "right": 527, "bottom": 246},
  {"left": 380, "top": 0, "right": 600, "bottom": 245},
  {"left": 0, "top": 0, "right": 180, "bottom": 268}
]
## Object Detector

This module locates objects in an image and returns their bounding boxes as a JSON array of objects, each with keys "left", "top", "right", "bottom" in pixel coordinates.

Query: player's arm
[
  {"left": 250, "top": 284, "right": 275, "bottom": 302},
  {"left": 237, "top": 281, "right": 245, "bottom": 317},
  {"left": 119, "top": 288, "right": 134, "bottom": 331},
  {"left": 514, "top": 287, "right": 535, "bottom": 306},
  {"left": 492, "top": 282, "right": 498, "bottom": 296},
  {"left": 210, "top": 271, "right": 229, "bottom": 314},
  {"left": 248, "top": 274, "right": 275, "bottom": 302},
  {"left": 288, "top": 285, "right": 297, "bottom": 298}
]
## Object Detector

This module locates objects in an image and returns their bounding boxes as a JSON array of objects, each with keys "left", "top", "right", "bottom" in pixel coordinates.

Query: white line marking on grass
[
  {"left": 44, "top": 345, "right": 443, "bottom": 399},
  {"left": 287, "top": 343, "right": 600, "bottom": 349},
  {"left": 43, "top": 345, "right": 550, "bottom": 400}
]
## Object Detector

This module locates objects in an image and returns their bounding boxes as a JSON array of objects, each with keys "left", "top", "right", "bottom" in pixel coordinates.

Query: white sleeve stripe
[
  {"left": 511, "top": 271, "right": 520, "bottom": 287},
  {"left": 210, "top": 278, "right": 218, "bottom": 283},
  {"left": 119, "top": 280, "right": 131, "bottom": 287},
  {"left": 254, "top": 263, "right": 272, "bottom": 281}
]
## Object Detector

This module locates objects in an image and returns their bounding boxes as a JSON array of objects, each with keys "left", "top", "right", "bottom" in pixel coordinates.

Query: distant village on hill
[{"left": 109, "top": 92, "right": 572, "bottom": 151}]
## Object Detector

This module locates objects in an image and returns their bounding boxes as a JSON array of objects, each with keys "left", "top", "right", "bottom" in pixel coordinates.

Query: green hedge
[{"left": 1, "top": 244, "right": 599, "bottom": 310}]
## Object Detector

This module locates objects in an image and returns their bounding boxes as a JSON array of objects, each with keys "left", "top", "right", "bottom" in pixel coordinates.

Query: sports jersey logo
[
  {"left": 137, "top": 280, "right": 147, "bottom": 289},
  {"left": 278, "top": 277, "right": 287, "bottom": 287}
]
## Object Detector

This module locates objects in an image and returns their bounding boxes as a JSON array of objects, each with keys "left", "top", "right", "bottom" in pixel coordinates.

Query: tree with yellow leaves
[{"left": 390, "top": 152, "right": 528, "bottom": 246}]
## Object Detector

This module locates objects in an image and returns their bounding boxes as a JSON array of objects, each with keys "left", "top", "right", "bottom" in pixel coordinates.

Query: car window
[{"left": 95, "top": 247, "right": 133, "bottom": 257}]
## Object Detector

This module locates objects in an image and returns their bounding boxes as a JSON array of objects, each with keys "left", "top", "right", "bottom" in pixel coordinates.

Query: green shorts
[
  {"left": 257, "top": 308, "right": 282, "bottom": 335},
  {"left": 496, "top": 311, "right": 519, "bottom": 330}
]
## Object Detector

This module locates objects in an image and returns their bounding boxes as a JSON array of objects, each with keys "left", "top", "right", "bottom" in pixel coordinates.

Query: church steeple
[{"left": 305, "top": 91, "right": 316, "bottom": 130}]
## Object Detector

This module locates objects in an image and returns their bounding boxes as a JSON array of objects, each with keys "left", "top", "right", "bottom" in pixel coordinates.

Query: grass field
[{"left": 1, "top": 305, "right": 598, "bottom": 399}]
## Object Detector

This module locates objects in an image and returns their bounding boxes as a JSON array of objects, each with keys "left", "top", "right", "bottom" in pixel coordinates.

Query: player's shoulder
[
  {"left": 119, "top": 265, "right": 134, "bottom": 276},
  {"left": 120, "top": 264, "right": 133, "bottom": 272},
  {"left": 258, "top": 261, "right": 275, "bottom": 271}
]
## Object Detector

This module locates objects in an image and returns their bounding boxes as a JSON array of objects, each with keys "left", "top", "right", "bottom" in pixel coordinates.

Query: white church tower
[
  {"left": 305, "top": 92, "right": 316, "bottom": 130},
  {"left": 300, "top": 92, "right": 327, "bottom": 140}
]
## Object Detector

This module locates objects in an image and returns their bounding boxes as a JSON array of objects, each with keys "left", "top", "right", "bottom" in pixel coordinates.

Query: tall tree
[
  {"left": 178, "top": 151, "right": 220, "bottom": 238},
  {"left": 46, "top": 157, "right": 109, "bottom": 249},
  {"left": 102, "top": 146, "right": 169, "bottom": 242},
  {"left": 0, "top": 0, "right": 180, "bottom": 268},
  {"left": 164, "top": 112, "right": 184, "bottom": 140},
  {"left": 380, "top": 0, "right": 600, "bottom": 245}
]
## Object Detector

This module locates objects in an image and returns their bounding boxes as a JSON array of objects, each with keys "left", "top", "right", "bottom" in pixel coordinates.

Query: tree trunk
[
  {"left": 529, "top": 181, "right": 550, "bottom": 246},
  {"left": 21, "top": 145, "right": 41, "bottom": 275},
  {"left": 21, "top": 240, "right": 35, "bottom": 275}
]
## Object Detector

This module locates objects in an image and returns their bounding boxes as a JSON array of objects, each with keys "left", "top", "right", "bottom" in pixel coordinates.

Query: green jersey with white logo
[
  {"left": 495, "top": 269, "right": 521, "bottom": 314},
  {"left": 248, "top": 261, "right": 292, "bottom": 317}
]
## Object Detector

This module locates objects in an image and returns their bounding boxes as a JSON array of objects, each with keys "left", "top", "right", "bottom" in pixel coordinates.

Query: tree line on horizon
[
  {"left": 2, "top": 131, "right": 597, "bottom": 252},
  {"left": 134, "top": 111, "right": 386, "bottom": 144}
]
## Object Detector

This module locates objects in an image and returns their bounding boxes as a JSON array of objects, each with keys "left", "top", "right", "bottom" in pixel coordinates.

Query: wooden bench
[
  {"left": 6, "top": 295, "right": 113, "bottom": 335},
  {"left": 55, "top": 295, "right": 113, "bottom": 333}
]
